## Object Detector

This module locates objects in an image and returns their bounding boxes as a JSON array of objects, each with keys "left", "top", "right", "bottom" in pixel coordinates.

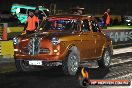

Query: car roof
[
  {"left": 11, "top": 4, "right": 47, "bottom": 10},
  {"left": 48, "top": 14, "right": 91, "bottom": 20}
]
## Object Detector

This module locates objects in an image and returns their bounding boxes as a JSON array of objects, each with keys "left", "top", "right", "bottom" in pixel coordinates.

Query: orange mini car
[{"left": 13, "top": 15, "right": 113, "bottom": 76}]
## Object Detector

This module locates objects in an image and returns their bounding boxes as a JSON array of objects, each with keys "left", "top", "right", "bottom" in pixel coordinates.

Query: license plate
[{"left": 29, "top": 60, "right": 42, "bottom": 65}]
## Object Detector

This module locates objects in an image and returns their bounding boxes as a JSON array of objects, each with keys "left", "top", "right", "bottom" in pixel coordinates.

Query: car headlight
[
  {"left": 13, "top": 37, "right": 20, "bottom": 45},
  {"left": 51, "top": 37, "right": 60, "bottom": 45},
  {"left": 126, "top": 20, "right": 131, "bottom": 22},
  {"left": 47, "top": 9, "right": 49, "bottom": 12}
]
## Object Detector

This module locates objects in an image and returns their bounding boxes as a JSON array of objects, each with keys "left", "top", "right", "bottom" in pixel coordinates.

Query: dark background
[{"left": 0, "top": 0, "right": 132, "bottom": 15}]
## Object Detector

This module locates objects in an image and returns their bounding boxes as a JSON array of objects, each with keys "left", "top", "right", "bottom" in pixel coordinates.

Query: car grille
[
  {"left": 21, "top": 37, "right": 50, "bottom": 55},
  {"left": 21, "top": 37, "right": 40, "bottom": 55},
  {"left": 21, "top": 47, "right": 30, "bottom": 54},
  {"left": 39, "top": 48, "right": 50, "bottom": 54}
]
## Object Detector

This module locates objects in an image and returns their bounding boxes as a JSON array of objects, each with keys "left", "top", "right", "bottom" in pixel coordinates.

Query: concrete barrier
[
  {"left": 102, "top": 29, "right": 132, "bottom": 46},
  {"left": 0, "top": 41, "right": 14, "bottom": 58},
  {"left": 0, "top": 42, "right": 1, "bottom": 55},
  {"left": 8, "top": 26, "right": 24, "bottom": 33}
]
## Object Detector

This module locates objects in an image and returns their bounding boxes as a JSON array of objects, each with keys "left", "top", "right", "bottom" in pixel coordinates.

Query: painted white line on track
[
  {"left": 111, "top": 47, "right": 132, "bottom": 65},
  {"left": 111, "top": 57, "right": 132, "bottom": 66},
  {"left": 113, "top": 47, "right": 132, "bottom": 55},
  {"left": 111, "top": 72, "right": 132, "bottom": 80}
]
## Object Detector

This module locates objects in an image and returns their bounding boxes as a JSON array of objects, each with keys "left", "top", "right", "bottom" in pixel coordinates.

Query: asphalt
[
  {"left": 0, "top": 53, "right": 132, "bottom": 88},
  {"left": 0, "top": 46, "right": 132, "bottom": 88}
]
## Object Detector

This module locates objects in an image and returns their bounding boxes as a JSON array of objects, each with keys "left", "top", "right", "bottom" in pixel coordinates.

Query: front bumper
[
  {"left": 14, "top": 54, "right": 63, "bottom": 61},
  {"left": 16, "top": 59, "right": 62, "bottom": 67}
]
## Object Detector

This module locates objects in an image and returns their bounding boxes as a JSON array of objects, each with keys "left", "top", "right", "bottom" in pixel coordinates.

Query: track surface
[{"left": 0, "top": 47, "right": 132, "bottom": 88}]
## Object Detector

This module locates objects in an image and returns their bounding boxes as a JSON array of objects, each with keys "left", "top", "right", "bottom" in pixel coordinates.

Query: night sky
[{"left": 0, "top": 0, "right": 132, "bottom": 15}]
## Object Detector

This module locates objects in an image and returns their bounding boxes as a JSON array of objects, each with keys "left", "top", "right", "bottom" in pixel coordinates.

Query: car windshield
[{"left": 40, "top": 17, "right": 80, "bottom": 31}]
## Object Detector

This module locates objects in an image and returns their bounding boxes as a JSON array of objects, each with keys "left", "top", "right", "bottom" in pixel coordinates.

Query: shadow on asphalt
[
  {"left": 84, "top": 67, "right": 109, "bottom": 79},
  {"left": 0, "top": 66, "right": 110, "bottom": 88},
  {"left": 0, "top": 66, "right": 109, "bottom": 79}
]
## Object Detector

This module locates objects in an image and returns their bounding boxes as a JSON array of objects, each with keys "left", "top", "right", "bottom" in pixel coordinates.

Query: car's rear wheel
[
  {"left": 62, "top": 48, "right": 80, "bottom": 76},
  {"left": 15, "top": 60, "right": 33, "bottom": 72},
  {"left": 98, "top": 48, "right": 111, "bottom": 68}
]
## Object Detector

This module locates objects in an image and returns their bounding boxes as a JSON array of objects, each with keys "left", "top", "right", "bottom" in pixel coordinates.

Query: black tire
[
  {"left": 15, "top": 60, "right": 33, "bottom": 72},
  {"left": 62, "top": 47, "right": 80, "bottom": 76},
  {"left": 98, "top": 48, "right": 111, "bottom": 68}
]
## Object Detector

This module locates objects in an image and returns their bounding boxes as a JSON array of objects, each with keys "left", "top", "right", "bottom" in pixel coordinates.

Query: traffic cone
[{"left": 2, "top": 25, "right": 7, "bottom": 40}]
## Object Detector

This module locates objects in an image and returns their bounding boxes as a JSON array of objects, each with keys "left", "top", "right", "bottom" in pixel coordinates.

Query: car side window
[
  {"left": 91, "top": 20, "right": 101, "bottom": 32},
  {"left": 20, "top": 8, "right": 27, "bottom": 14},
  {"left": 28, "top": 9, "right": 35, "bottom": 14},
  {"left": 65, "top": 20, "right": 80, "bottom": 31},
  {"left": 82, "top": 19, "right": 90, "bottom": 32},
  {"left": 71, "top": 21, "right": 80, "bottom": 31}
]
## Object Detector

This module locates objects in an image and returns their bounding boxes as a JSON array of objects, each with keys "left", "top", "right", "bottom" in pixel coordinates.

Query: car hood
[{"left": 19, "top": 30, "right": 75, "bottom": 40}]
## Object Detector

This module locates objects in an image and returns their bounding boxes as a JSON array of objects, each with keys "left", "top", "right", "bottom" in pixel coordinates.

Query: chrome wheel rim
[
  {"left": 68, "top": 55, "right": 78, "bottom": 73},
  {"left": 104, "top": 51, "right": 111, "bottom": 66},
  {"left": 21, "top": 60, "right": 30, "bottom": 69}
]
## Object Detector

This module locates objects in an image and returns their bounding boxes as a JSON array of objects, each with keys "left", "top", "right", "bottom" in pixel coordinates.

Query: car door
[
  {"left": 91, "top": 20, "right": 106, "bottom": 58},
  {"left": 80, "top": 19, "right": 96, "bottom": 60}
]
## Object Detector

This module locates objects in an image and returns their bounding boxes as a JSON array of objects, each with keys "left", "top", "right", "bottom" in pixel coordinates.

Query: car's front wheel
[
  {"left": 62, "top": 49, "right": 80, "bottom": 76},
  {"left": 15, "top": 60, "right": 33, "bottom": 72},
  {"left": 98, "top": 48, "right": 111, "bottom": 68}
]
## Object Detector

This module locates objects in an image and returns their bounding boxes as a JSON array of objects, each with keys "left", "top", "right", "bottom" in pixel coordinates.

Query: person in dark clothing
[
  {"left": 103, "top": 9, "right": 111, "bottom": 28},
  {"left": 24, "top": 11, "right": 39, "bottom": 34},
  {"left": 34, "top": 7, "right": 48, "bottom": 31},
  {"left": 34, "top": 7, "right": 46, "bottom": 23}
]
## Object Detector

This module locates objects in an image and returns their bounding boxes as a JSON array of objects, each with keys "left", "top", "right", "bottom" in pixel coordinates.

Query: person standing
[
  {"left": 34, "top": 7, "right": 47, "bottom": 22},
  {"left": 24, "top": 11, "right": 39, "bottom": 34},
  {"left": 103, "top": 9, "right": 111, "bottom": 28}
]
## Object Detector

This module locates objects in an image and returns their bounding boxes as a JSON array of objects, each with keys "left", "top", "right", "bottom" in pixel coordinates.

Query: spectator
[
  {"left": 35, "top": 7, "right": 46, "bottom": 23},
  {"left": 103, "top": 8, "right": 111, "bottom": 28},
  {"left": 24, "top": 11, "right": 39, "bottom": 34}
]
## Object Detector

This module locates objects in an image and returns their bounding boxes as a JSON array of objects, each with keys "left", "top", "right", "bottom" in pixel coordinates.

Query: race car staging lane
[{"left": 0, "top": 47, "right": 132, "bottom": 88}]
